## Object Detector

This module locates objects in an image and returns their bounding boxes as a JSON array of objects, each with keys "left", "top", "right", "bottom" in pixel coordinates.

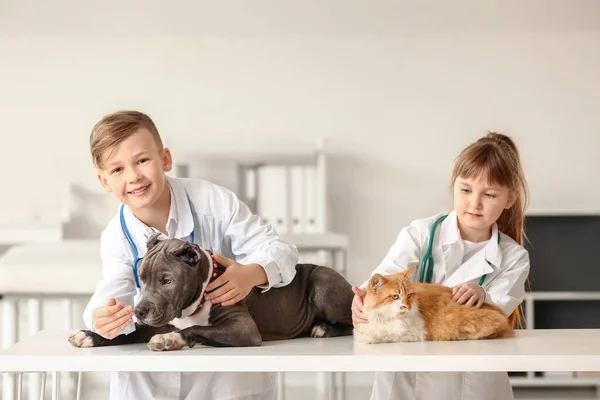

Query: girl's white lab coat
[
  {"left": 83, "top": 176, "right": 299, "bottom": 400},
  {"left": 365, "top": 211, "right": 530, "bottom": 400}
]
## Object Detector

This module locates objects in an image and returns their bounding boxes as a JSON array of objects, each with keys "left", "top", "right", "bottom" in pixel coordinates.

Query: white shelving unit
[
  {"left": 237, "top": 146, "right": 328, "bottom": 235},
  {"left": 510, "top": 291, "right": 600, "bottom": 391}
]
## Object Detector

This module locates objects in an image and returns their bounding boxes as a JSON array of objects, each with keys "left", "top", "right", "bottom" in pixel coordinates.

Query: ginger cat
[{"left": 354, "top": 267, "right": 513, "bottom": 344}]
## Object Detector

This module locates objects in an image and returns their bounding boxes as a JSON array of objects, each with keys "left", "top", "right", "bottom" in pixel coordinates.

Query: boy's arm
[
  {"left": 221, "top": 190, "right": 299, "bottom": 292},
  {"left": 82, "top": 229, "right": 137, "bottom": 335}
]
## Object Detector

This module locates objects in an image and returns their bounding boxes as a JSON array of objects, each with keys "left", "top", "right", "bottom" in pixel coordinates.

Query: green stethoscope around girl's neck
[{"left": 419, "top": 214, "right": 500, "bottom": 285}]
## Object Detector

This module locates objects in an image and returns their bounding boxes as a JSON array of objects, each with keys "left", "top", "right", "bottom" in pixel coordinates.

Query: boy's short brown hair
[{"left": 90, "top": 110, "right": 163, "bottom": 169}]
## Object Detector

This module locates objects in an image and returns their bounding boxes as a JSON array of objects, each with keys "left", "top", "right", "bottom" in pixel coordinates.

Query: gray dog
[{"left": 68, "top": 235, "right": 354, "bottom": 351}]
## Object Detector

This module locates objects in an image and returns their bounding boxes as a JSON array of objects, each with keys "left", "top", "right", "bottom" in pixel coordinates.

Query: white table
[
  {"left": 2, "top": 329, "right": 600, "bottom": 400},
  {"left": 4, "top": 329, "right": 600, "bottom": 372}
]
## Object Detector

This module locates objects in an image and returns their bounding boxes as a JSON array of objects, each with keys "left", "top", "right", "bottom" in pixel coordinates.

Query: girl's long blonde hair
[{"left": 451, "top": 132, "right": 530, "bottom": 328}]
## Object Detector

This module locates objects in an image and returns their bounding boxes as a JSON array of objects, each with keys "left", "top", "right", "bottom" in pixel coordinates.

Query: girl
[{"left": 352, "top": 132, "right": 530, "bottom": 400}]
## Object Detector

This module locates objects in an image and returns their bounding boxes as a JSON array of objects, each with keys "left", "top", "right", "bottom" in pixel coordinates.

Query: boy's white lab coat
[
  {"left": 365, "top": 211, "right": 530, "bottom": 400},
  {"left": 83, "top": 176, "right": 299, "bottom": 400}
]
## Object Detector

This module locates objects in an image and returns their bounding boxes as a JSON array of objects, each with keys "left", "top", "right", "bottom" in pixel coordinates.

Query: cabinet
[{"left": 510, "top": 291, "right": 600, "bottom": 391}]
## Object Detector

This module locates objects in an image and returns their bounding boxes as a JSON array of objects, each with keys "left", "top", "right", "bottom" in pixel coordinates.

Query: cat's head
[{"left": 363, "top": 267, "right": 416, "bottom": 319}]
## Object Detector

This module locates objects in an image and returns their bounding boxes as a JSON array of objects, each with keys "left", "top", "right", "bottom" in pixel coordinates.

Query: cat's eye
[
  {"left": 407, "top": 293, "right": 412, "bottom": 299},
  {"left": 392, "top": 294, "right": 399, "bottom": 300}
]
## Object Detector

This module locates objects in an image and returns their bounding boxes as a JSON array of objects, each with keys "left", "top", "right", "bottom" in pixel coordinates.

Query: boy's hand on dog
[
  {"left": 452, "top": 282, "right": 485, "bottom": 308},
  {"left": 92, "top": 298, "right": 134, "bottom": 339},
  {"left": 351, "top": 286, "right": 368, "bottom": 327},
  {"left": 205, "top": 253, "right": 268, "bottom": 307}
]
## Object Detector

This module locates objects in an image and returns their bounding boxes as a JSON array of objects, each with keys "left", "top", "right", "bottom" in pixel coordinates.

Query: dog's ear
[
  {"left": 146, "top": 233, "right": 162, "bottom": 250},
  {"left": 172, "top": 243, "right": 202, "bottom": 266}
]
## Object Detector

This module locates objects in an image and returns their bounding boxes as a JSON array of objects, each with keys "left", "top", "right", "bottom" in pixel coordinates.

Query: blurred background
[{"left": 1, "top": 0, "right": 599, "bottom": 399}]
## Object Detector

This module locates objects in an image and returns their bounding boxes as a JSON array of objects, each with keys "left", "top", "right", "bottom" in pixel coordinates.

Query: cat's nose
[{"left": 399, "top": 305, "right": 408, "bottom": 312}]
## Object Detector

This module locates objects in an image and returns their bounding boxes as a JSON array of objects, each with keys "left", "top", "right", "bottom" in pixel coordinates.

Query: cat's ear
[
  {"left": 403, "top": 266, "right": 417, "bottom": 279},
  {"left": 369, "top": 274, "right": 387, "bottom": 292}
]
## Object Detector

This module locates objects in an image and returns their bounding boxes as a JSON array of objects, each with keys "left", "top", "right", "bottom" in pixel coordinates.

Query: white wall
[{"left": 1, "top": 0, "right": 599, "bottom": 394}]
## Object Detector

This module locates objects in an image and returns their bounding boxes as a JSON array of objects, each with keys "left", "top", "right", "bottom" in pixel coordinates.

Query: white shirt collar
[
  {"left": 166, "top": 175, "right": 195, "bottom": 239},
  {"left": 439, "top": 210, "right": 461, "bottom": 247},
  {"left": 126, "top": 176, "right": 195, "bottom": 241},
  {"left": 439, "top": 210, "right": 503, "bottom": 268}
]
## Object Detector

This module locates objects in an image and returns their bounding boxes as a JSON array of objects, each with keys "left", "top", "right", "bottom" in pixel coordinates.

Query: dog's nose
[{"left": 134, "top": 304, "right": 150, "bottom": 319}]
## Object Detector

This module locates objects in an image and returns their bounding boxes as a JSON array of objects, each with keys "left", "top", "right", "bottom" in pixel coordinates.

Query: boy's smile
[{"left": 129, "top": 184, "right": 151, "bottom": 197}]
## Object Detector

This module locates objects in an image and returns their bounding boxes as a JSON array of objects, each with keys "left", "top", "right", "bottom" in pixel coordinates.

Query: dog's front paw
[
  {"left": 68, "top": 330, "right": 95, "bottom": 348},
  {"left": 148, "top": 332, "right": 186, "bottom": 351},
  {"left": 311, "top": 324, "right": 328, "bottom": 338}
]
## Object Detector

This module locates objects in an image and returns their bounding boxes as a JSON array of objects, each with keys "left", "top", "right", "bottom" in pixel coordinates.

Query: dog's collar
[{"left": 189, "top": 252, "right": 220, "bottom": 317}]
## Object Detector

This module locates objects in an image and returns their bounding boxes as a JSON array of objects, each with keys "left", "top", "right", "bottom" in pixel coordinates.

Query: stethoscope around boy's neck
[
  {"left": 119, "top": 203, "right": 195, "bottom": 289},
  {"left": 419, "top": 214, "right": 500, "bottom": 286}
]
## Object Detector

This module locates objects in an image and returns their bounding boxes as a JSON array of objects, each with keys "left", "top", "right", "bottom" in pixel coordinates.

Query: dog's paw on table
[
  {"left": 68, "top": 330, "right": 95, "bottom": 348},
  {"left": 147, "top": 332, "right": 186, "bottom": 351}
]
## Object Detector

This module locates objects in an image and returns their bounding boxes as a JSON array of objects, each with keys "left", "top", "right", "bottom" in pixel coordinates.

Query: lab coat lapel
[
  {"left": 166, "top": 176, "right": 195, "bottom": 240},
  {"left": 484, "top": 223, "right": 503, "bottom": 269},
  {"left": 443, "top": 222, "right": 500, "bottom": 288},
  {"left": 439, "top": 211, "right": 462, "bottom": 281},
  {"left": 444, "top": 250, "right": 494, "bottom": 288}
]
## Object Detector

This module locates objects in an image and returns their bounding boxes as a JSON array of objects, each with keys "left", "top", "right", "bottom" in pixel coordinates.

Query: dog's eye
[
  {"left": 161, "top": 278, "right": 172, "bottom": 285},
  {"left": 392, "top": 294, "right": 399, "bottom": 300}
]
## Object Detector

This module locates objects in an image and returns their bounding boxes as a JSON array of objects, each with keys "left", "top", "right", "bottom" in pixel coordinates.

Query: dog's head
[{"left": 134, "top": 234, "right": 210, "bottom": 326}]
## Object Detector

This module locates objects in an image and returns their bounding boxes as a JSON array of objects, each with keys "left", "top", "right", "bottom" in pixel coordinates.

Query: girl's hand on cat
[
  {"left": 452, "top": 282, "right": 485, "bottom": 307},
  {"left": 351, "top": 286, "right": 368, "bottom": 327}
]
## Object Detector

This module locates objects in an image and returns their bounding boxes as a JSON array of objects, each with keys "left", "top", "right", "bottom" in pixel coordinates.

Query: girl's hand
[
  {"left": 452, "top": 282, "right": 485, "bottom": 307},
  {"left": 351, "top": 286, "right": 369, "bottom": 327}
]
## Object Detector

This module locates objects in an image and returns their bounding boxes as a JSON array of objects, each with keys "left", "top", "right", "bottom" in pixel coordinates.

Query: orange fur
[{"left": 356, "top": 267, "right": 513, "bottom": 343}]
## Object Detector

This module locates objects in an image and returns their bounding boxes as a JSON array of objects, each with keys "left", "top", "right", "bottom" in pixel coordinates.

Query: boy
[{"left": 83, "top": 110, "right": 299, "bottom": 400}]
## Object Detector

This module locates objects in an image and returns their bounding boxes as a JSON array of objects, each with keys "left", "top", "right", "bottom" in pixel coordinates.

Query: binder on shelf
[
  {"left": 303, "top": 165, "right": 319, "bottom": 234},
  {"left": 290, "top": 166, "right": 305, "bottom": 234},
  {"left": 256, "top": 165, "right": 288, "bottom": 235},
  {"left": 237, "top": 144, "right": 329, "bottom": 237}
]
